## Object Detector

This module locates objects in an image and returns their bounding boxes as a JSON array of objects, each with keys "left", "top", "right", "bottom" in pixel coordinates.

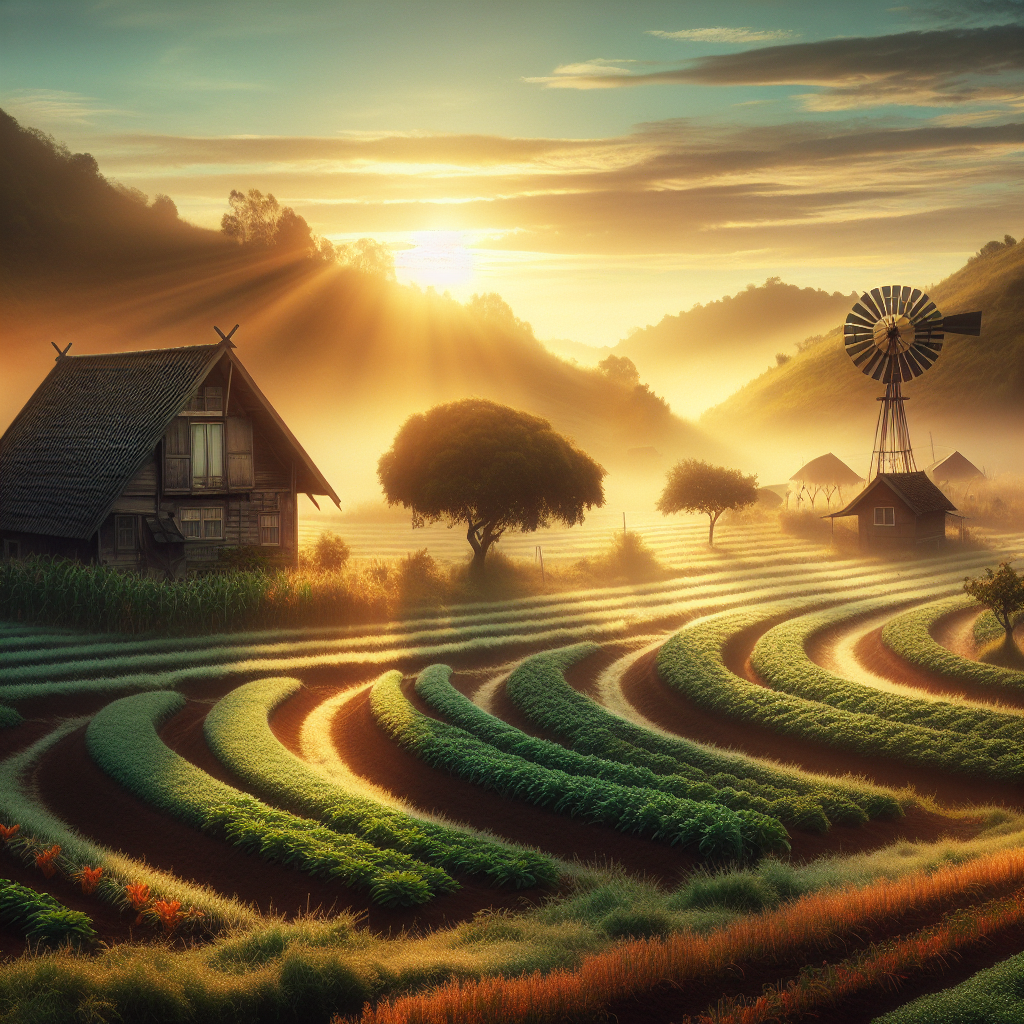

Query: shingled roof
[
  {"left": 826, "top": 471, "right": 957, "bottom": 519},
  {"left": 1, "top": 344, "right": 222, "bottom": 539},
  {"left": 0, "top": 341, "right": 339, "bottom": 540}
]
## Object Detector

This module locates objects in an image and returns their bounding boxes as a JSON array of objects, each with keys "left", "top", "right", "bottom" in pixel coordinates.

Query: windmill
[{"left": 843, "top": 286, "right": 981, "bottom": 478}]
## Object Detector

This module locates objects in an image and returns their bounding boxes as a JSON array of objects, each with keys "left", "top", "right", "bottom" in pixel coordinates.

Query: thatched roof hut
[
  {"left": 789, "top": 453, "right": 864, "bottom": 508},
  {"left": 929, "top": 451, "right": 985, "bottom": 485}
]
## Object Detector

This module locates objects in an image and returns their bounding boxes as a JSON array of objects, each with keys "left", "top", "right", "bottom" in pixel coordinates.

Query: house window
[
  {"left": 191, "top": 422, "right": 225, "bottom": 488},
  {"left": 179, "top": 508, "right": 223, "bottom": 540},
  {"left": 186, "top": 386, "right": 223, "bottom": 413},
  {"left": 2, "top": 540, "right": 20, "bottom": 560},
  {"left": 116, "top": 515, "right": 136, "bottom": 551},
  {"left": 874, "top": 507, "right": 895, "bottom": 526},
  {"left": 258, "top": 513, "right": 280, "bottom": 546}
]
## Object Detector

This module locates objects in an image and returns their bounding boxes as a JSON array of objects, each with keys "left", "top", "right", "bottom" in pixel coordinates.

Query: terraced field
[{"left": 1, "top": 515, "right": 1023, "bottom": 1023}]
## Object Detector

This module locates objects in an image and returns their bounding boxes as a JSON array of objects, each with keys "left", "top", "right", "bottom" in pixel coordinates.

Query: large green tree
[
  {"left": 656, "top": 459, "right": 758, "bottom": 546},
  {"left": 378, "top": 400, "right": 605, "bottom": 575}
]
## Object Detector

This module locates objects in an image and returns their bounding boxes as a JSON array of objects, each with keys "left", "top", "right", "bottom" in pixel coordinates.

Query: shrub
[
  {"left": 310, "top": 531, "right": 351, "bottom": 570},
  {"left": 0, "top": 878, "right": 96, "bottom": 948}
]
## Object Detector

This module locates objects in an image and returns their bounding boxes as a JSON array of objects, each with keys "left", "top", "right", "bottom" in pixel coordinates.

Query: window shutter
[
  {"left": 226, "top": 417, "right": 254, "bottom": 489},
  {"left": 163, "top": 418, "right": 191, "bottom": 492}
]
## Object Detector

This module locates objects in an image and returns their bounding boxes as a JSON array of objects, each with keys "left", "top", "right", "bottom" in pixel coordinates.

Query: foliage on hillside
[{"left": 700, "top": 240, "right": 1024, "bottom": 436}]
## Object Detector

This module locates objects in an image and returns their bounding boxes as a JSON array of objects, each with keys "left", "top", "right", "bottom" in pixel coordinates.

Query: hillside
[
  {"left": 700, "top": 240, "right": 1024, "bottom": 476},
  {"left": 0, "top": 109, "right": 726, "bottom": 506},
  {"left": 610, "top": 278, "right": 858, "bottom": 417}
]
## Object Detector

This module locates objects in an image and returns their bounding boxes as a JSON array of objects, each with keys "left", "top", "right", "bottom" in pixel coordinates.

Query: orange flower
[
  {"left": 74, "top": 865, "right": 104, "bottom": 895},
  {"left": 0, "top": 823, "right": 20, "bottom": 843},
  {"left": 34, "top": 844, "right": 61, "bottom": 878},
  {"left": 151, "top": 899, "right": 183, "bottom": 936}
]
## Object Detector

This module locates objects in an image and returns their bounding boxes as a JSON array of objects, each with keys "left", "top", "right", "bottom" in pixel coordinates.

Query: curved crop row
[
  {"left": 415, "top": 660, "right": 797, "bottom": 841},
  {"left": 502, "top": 646, "right": 887, "bottom": 828},
  {"left": 752, "top": 598, "right": 1023, "bottom": 741},
  {"left": 203, "top": 677, "right": 558, "bottom": 889},
  {"left": 0, "top": 878, "right": 97, "bottom": 948},
  {"left": 658, "top": 610, "right": 1023, "bottom": 784},
  {"left": 873, "top": 948, "right": 1024, "bottom": 1024},
  {"left": 882, "top": 596, "right": 1024, "bottom": 692},
  {"left": 85, "top": 691, "right": 457, "bottom": 906},
  {"left": 371, "top": 667, "right": 790, "bottom": 861}
]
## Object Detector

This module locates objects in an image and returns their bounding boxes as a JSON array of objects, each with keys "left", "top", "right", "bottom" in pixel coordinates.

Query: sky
[{"left": 2, "top": 0, "right": 1022, "bottom": 345}]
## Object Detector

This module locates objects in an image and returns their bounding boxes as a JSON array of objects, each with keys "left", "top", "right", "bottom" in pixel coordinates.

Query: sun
[{"left": 395, "top": 231, "right": 475, "bottom": 291}]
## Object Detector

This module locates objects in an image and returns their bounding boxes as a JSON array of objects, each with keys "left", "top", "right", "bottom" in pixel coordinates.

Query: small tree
[
  {"left": 964, "top": 562, "right": 1024, "bottom": 655},
  {"left": 378, "top": 399, "right": 605, "bottom": 577},
  {"left": 656, "top": 459, "right": 758, "bottom": 546}
]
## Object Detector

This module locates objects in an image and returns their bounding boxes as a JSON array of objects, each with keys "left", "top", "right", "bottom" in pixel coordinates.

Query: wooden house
[
  {"left": 0, "top": 337, "right": 339, "bottom": 576},
  {"left": 824, "top": 471, "right": 957, "bottom": 551}
]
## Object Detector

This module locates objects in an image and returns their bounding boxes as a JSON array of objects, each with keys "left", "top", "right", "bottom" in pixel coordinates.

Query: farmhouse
[
  {"left": 0, "top": 334, "right": 339, "bottom": 576},
  {"left": 824, "top": 471, "right": 957, "bottom": 551}
]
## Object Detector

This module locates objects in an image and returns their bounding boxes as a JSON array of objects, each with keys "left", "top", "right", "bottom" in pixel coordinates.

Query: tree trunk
[{"left": 708, "top": 511, "right": 721, "bottom": 546}]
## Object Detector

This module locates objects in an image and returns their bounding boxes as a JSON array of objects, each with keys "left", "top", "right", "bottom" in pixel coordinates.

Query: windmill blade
[
  {"left": 881, "top": 285, "right": 894, "bottom": 314},
  {"left": 846, "top": 311, "right": 875, "bottom": 330},
  {"left": 899, "top": 285, "right": 913, "bottom": 312},
  {"left": 910, "top": 301, "right": 938, "bottom": 324},
  {"left": 897, "top": 352, "right": 914, "bottom": 381},
  {"left": 915, "top": 330, "right": 945, "bottom": 344},
  {"left": 903, "top": 348, "right": 926, "bottom": 376},
  {"left": 910, "top": 343, "right": 937, "bottom": 367},
  {"left": 908, "top": 292, "right": 930, "bottom": 319},
  {"left": 851, "top": 302, "right": 878, "bottom": 323},
  {"left": 870, "top": 287, "right": 886, "bottom": 316},
  {"left": 861, "top": 349, "right": 884, "bottom": 375},
  {"left": 846, "top": 339, "right": 875, "bottom": 358},
  {"left": 853, "top": 345, "right": 877, "bottom": 367},
  {"left": 940, "top": 310, "right": 983, "bottom": 336},
  {"left": 860, "top": 291, "right": 883, "bottom": 319},
  {"left": 872, "top": 353, "right": 890, "bottom": 380}
]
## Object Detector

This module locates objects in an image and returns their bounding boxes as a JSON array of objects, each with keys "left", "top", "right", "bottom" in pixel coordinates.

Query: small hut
[
  {"left": 929, "top": 451, "right": 985, "bottom": 487},
  {"left": 824, "top": 471, "right": 958, "bottom": 550},
  {"left": 790, "top": 453, "right": 864, "bottom": 509}
]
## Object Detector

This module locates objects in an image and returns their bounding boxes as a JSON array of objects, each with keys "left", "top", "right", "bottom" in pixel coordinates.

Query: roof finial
[
  {"left": 214, "top": 324, "right": 239, "bottom": 348},
  {"left": 51, "top": 342, "right": 72, "bottom": 361}
]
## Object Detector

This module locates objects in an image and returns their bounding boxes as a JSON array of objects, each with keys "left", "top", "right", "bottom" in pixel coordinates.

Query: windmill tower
[{"left": 843, "top": 286, "right": 982, "bottom": 478}]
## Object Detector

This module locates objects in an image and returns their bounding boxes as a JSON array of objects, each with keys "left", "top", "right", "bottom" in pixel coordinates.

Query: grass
[
  {"left": 414, "top": 654, "right": 791, "bottom": 846},
  {"left": 86, "top": 691, "right": 458, "bottom": 904},
  {"left": 659, "top": 604, "right": 1023, "bottom": 784},
  {"left": 371, "top": 667, "right": 783, "bottom": 861},
  {"left": 0, "top": 878, "right": 97, "bottom": 949},
  {"left": 751, "top": 597, "right": 1023, "bottom": 739},
  {"left": 203, "top": 676, "right": 558, "bottom": 888},
  {"left": 504, "top": 645, "right": 896, "bottom": 828},
  {"left": 872, "top": 949, "right": 1024, "bottom": 1023},
  {"left": 349, "top": 847, "right": 1024, "bottom": 1024},
  {"left": 882, "top": 595, "right": 1024, "bottom": 691}
]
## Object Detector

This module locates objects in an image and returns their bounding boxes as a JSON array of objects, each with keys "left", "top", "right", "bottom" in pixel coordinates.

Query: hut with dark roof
[
  {"left": 0, "top": 337, "right": 339, "bottom": 577},
  {"left": 824, "top": 471, "right": 957, "bottom": 551}
]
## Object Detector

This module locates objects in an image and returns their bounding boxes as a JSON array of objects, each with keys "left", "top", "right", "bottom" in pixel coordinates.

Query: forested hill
[
  {"left": 1, "top": 109, "right": 728, "bottom": 502},
  {"left": 608, "top": 278, "right": 859, "bottom": 416},
  {"left": 699, "top": 239, "right": 1024, "bottom": 464}
]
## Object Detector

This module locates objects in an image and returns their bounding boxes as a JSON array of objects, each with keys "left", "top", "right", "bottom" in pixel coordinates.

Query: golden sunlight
[{"left": 395, "top": 230, "right": 475, "bottom": 290}]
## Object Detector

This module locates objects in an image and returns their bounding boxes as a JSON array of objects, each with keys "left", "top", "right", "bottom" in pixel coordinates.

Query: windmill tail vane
[{"left": 842, "top": 285, "right": 982, "bottom": 479}]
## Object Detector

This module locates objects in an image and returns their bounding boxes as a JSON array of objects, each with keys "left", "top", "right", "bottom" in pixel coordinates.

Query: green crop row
[
  {"left": 85, "top": 691, "right": 457, "bottom": 906},
  {"left": 881, "top": 596, "right": 1024, "bottom": 692},
  {"left": 659, "top": 610, "right": 1023, "bottom": 784},
  {"left": 0, "top": 878, "right": 96, "bottom": 949},
  {"left": 203, "top": 677, "right": 558, "bottom": 889},
  {"left": 371, "top": 667, "right": 790, "bottom": 861},
  {"left": 414, "top": 657, "right": 807, "bottom": 836},
  {"left": 872, "top": 949, "right": 1024, "bottom": 1024},
  {"left": 0, "top": 705, "right": 21, "bottom": 728},
  {"left": 501, "top": 646, "right": 886, "bottom": 828},
  {"left": 752, "top": 600, "right": 1023, "bottom": 742}
]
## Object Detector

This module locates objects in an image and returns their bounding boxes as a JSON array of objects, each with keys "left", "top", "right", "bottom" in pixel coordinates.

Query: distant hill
[
  {"left": 700, "top": 240, "right": 1024, "bottom": 476},
  {"left": 0, "top": 109, "right": 727, "bottom": 507},
  {"left": 610, "top": 278, "right": 858, "bottom": 417}
]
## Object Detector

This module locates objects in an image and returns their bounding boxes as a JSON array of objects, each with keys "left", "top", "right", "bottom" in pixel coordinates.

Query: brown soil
[
  {"left": 622, "top": 651, "right": 1022, "bottom": 814},
  {"left": 331, "top": 683, "right": 702, "bottom": 886},
  {"left": 0, "top": 719, "right": 61, "bottom": 761},
  {"left": 31, "top": 724, "right": 556, "bottom": 936},
  {"left": 606, "top": 911, "right": 1024, "bottom": 1024},
  {"left": 851, "top": 627, "right": 1024, "bottom": 710},
  {"left": 932, "top": 606, "right": 986, "bottom": 658},
  {"left": 0, "top": 841, "right": 142, "bottom": 960}
]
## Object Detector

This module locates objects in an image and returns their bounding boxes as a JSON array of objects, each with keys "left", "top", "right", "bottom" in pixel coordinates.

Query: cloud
[
  {"left": 529, "top": 25, "right": 1024, "bottom": 109},
  {"left": 896, "top": 1, "right": 1024, "bottom": 24},
  {"left": 0, "top": 89, "right": 126, "bottom": 126},
  {"left": 647, "top": 28, "right": 797, "bottom": 44}
]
